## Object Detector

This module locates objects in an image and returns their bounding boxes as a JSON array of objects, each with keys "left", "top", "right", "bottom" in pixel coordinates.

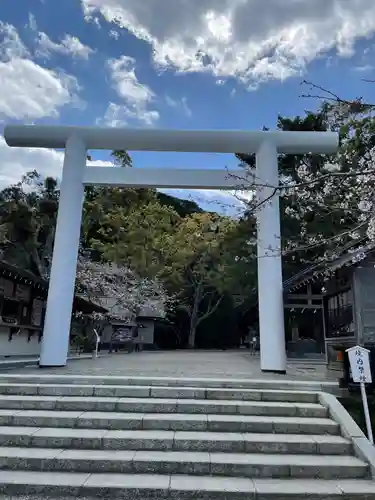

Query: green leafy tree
[
  {"left": 82, "top": 184, "right": 247, "bottom": 347},
  {"left": 83, "top": 189, "right": 181, "bottom": 277},
  {"left": 0, "top": 158, "right": 249, "bottom": 347},
  {"left": 111, "top": 150, "right": 133, "bottom": 168},
  {"left": 159, "top": 212, "right": 238, "bottom": 347},
  {"left": 0, "top": 171, "right": 59, "bottom": 277}
]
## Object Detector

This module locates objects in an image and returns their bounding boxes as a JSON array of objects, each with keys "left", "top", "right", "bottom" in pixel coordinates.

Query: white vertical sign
[{"left": 346, "top": 345, "right": 373, "bottom": 444}]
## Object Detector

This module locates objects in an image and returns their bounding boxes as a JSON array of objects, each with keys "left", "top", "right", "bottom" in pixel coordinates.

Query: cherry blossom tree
[
  {"left": 75, "top": 255, "right": 173, "bottom": 325},
  {"left": 234, "top": 95, "right": 375, "bottom": 277}
]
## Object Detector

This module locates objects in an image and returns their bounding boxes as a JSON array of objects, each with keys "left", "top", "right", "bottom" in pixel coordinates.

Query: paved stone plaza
[{"left": 16, "top": 350, "right": 338, "bottom": 381}]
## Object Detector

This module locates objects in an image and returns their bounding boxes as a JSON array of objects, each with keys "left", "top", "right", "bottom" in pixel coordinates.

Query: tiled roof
[
  {"left": 0, "top": 261, "right": 107, "bottom": 314},
  {"left": 283, "top": 242, "right": 375, "bottom": 292}
]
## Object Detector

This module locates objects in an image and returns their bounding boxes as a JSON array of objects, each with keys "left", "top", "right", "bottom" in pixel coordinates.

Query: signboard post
[{"left": 346, "top": 345, "right": 374, "bottom": 444}]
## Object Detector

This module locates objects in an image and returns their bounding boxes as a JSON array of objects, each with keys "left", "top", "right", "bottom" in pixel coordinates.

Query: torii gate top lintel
[{"left": 4, "top": 125, "right": 338, "bottom": 155}]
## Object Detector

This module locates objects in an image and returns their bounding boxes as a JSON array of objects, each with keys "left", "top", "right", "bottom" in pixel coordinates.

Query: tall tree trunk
[
  {"left": 188, "top": 282, "right": 203, "bottom": 348},
  {"left": 188, "top": 314, "right": 198, "bottom": 349},
  {"left": 29, "top": 243, "right": 44, "bottom": 278},
  {"left": 40, "top": 223, "right": 56, "bottom": 277}
]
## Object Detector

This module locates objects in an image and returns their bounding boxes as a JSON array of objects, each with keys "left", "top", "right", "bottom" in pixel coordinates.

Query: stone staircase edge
[
  {"left": 1, "top": 471, "right": 375, "bottom": 498},
  {"left": 318, "top": 391, "right": 375, "bottom": 480},
  {"left": 0, "top": 374, "right": 339, "bottom": 388}
]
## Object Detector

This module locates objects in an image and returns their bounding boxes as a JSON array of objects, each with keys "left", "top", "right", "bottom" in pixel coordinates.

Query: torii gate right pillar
[{"left": 256, "top": 140, "right": 286, "bottom": 373}]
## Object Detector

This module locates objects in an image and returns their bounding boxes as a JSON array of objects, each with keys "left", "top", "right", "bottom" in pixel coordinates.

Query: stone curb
[
  {"left": 318, "top": 391, "right": 375, "bottom": 480},
  {"left": 0, "top": 354, "right": 107, "bottom": 372},
  {"left": 318, "top": 392, "right": 365, "bottom": 439}
]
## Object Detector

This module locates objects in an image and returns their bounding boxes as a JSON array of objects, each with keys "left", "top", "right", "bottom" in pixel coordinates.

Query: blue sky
[{"left": 0, "top": 0, "right": 375, "bottom": 214}]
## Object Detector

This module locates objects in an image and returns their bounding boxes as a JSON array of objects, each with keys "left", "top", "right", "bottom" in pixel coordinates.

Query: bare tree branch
[
  {"left": 300, "top": 80, "right": 374, "bottom": 113},
  {"left": 197, "top": 295, "right": 223, "bottom": 325}
]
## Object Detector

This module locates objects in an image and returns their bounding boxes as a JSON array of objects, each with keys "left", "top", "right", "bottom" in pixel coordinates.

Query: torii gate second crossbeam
[{"left": 4, "top": 125, "right": 338, "bottom": 373}]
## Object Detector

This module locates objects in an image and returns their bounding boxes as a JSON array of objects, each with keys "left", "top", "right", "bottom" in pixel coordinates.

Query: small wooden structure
[
  {"left": 99, "top": 315, "right": 170, "bottom": 352},
  {"left": 284, "top": 244, "right": 375, "bottom": 366},
  {"left": 0, "top": 261, "right": 106, "bottom": 357}
]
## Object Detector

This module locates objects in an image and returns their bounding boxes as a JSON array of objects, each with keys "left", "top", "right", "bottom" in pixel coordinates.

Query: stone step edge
[
  {"left": 0, "top": 384, "right": 321, "bottom": 403},
  {"left": 0, "top": 453, "right": 368, "bottom": 479},
  {"left": 0, "top": 409, "right": 339, "bottom": 427},
  {"left": 0, "top": 446, "right": 365, "bottom": 467},
  {"left": 0, "top": 471, "right": 373, "bottom": 498},
  {"left": 0, "top": 427, "right": 351, "bottom": 454},
  {"left": 0, "top": 396, "right": 327, "bottom": 416},
  {"left": 0, "top": 374, "right": 338, "bottom": 391},
  {"left": 0, "top": 392, "right": 325, "bottom": 408}
]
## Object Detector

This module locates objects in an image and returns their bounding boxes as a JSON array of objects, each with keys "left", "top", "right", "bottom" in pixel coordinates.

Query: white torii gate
[{"left": 4, "top": 125, "right": 338, "bottom": 373}]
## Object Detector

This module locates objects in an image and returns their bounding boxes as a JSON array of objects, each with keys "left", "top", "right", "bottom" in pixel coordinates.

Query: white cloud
[
  {"left": 109, "top": 55, "right": 153, "bottom": 102},
  {"left": 98, "top": 102, "right": 159, "bottom": 127},
  {"left": 0, "top": 135, "right": 112, "bottom": 190},
  {"left": 353, "top": 64, "right": 373, "bottom": 72},
  {"left": 0, "top": 58, "right": 79, "bottom": 121},
  {"left": 61, "top": 35, "right": 94, "bottom": 59},
  {"left": 181, "top": 97, "right": 192, "bottom": 118},
  {"left": 81, "top": 0, "right": 375, "bottom": 86},
  {"left": 166, "top": 95, "right": 192, "bottom": 117},
  {"left": 87, "top": 159, "right": 114, "bottom": 167},
  {"left": 25, "top": 13, "right": 94, "bottom": 60},
  {"left": 26, "top": 13, "right": 38, "bottom": 32},
  {"left": 165, "top": 96, "right": 178, "bottom": 108},
  {"left": 36, "top": 32, "right": 94, "bottom": 60},
  {"left": 161, "top": 188, "right": 249, "bottom": 216},
  {"left": 0, "top": 22, "right": 80, "bottom": 121},
  {"left": 25, "top": 14, "right": 94, "bottom": 60},
  {"left": 109, "top": 29, "right": 120, "bottom": 39},
  {"left": 0, "top": 21, "right": 29, "bottom": 59},
  {"left": 0, "top": 135, "right": 64, "bottom": 188},
  {"left": 102, "top": 55, "right": 159, "bottom": 126}
]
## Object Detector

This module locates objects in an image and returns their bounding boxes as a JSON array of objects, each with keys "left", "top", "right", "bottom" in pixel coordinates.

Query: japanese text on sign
[{"left": 347, "top": 346, "right": 372, "bottom": 384}]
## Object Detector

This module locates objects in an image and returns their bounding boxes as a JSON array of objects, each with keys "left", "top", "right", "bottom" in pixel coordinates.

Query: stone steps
[
  {"left": 0, "top": 409, "right": 341, "bottom": 433},
  {"left": 0, "top": 395, "right": 328, "bottom": 417},
  {"left": 0, "top": 383, "right": 320, "bottom": 402},
  {"left": 0, "top": 375, "right": 370, "bottom": 498},
  {"left": 0, "top": 446, "right": 367, "bottom": 479},
  {"left": 0, "top": 427, "right": 352, "bottom": 454},
  {"left": 0, "top": 471, "right": 374, "bottom": 499},
  {"left": 0, "top": 374, "right": 338, "bottom": 393}
]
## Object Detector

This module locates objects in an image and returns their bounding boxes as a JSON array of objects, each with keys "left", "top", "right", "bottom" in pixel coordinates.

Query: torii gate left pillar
[{"left": 4, "top": 125, "right": 338, "bottom": 373}]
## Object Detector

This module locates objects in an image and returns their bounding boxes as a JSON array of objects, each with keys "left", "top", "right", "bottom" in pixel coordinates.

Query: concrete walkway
[{"left": 15, "top": 350, "right": 338, "bottom": 382}]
